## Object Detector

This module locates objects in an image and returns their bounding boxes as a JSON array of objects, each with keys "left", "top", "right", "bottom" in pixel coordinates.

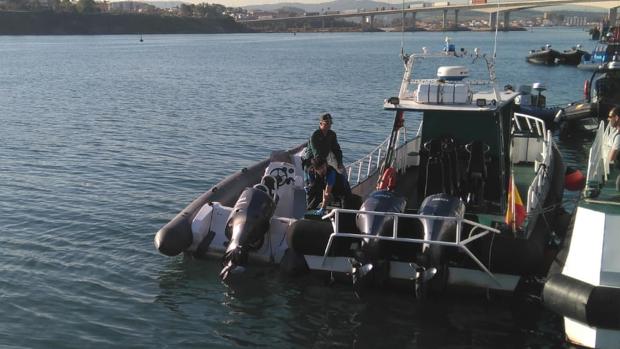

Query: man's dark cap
[{"left": 319, "top": 113, "right": 332, "bottom": 123}]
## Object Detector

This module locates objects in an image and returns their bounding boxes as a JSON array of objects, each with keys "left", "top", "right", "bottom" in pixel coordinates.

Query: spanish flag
[{"left": 505, "top": 175, "right": 526, "bottom": 232}]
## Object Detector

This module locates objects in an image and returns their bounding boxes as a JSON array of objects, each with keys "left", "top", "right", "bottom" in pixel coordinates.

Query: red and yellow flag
[{"left": 505, "top": 175, "right": 526, "bottom": 232}]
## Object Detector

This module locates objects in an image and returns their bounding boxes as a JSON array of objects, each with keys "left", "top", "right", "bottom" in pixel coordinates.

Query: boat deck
[{"left": 582, "top": 167, "right": 620, "bottom": 214}]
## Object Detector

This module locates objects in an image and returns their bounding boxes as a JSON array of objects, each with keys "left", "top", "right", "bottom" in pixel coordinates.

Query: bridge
[{"left": 239, "top": 0, "right": 619, "bottom": 31}]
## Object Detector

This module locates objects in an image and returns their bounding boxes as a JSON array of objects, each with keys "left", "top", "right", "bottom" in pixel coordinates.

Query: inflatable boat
[
  {"left": 154, "top": 42, "right": 571, "bottom": 301},
  {"left": 556, "top": 45, "right": 590, "bottom": 66},
  {"left": 543, "top": 122, "right": 620, "bottom": 349},
  {"left": 526, "top": 44, "right": 561, "bottom": 65},
  {"left": 555, "top": 61, "right": 620, "bottom": 140}
]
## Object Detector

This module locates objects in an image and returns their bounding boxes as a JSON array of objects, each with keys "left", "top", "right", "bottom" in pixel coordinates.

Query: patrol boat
[
  {"left": 543, "top": 121, "right": 620, "bottom": 349},
  {"left": 285, "top": 44, "right": 568, "bottom": 297},
  {"left": 154, "top": 43, "right": 568, "bottom": 297}
]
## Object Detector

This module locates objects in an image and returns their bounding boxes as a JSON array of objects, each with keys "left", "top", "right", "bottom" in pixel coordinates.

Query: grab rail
[
  {"left": 586, "top": 121, "right": 613, "bottom": 188},
  {"left": 321, "top": 208, "right": 503, "bottom": 286},
  {"left": 345, "top": 128, "right": 408, "bottom": 185},
  {"left": 513, "top": 112, "right": 547, "bottom": 140}
]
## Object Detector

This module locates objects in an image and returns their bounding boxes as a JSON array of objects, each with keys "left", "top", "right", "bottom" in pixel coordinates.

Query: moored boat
[
  {"left": 556, "top": 45, "right": 590, "bottom": 66},
  {"left": 526, "top": 44, "right": 560, "bottom": 65},
  {"left": 286, "top": 45, "right": 569, "bottom": 297},
  {"left": 543, "top": 121, "right": 620, "bottom": 349},
  {"left": 154, "top": 41, "right": 570, "bottom": 301},
  {"left": 578, "top": 26, "right": 620, "bottom": 71},
  {"left": 555, "top": 61, "right": 620, "bottom": 139}
]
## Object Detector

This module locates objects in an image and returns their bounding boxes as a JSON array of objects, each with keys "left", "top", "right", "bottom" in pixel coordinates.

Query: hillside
[{"left": 0, "top": 11, "right": 251, "bottom": 35}]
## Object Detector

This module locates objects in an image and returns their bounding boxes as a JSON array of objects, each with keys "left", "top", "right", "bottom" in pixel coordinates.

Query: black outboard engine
[
  {"left": 351, "top": 190, "right": 406, "bottom": 292},
  {"left": 415, "top": 193, "right": 465, "bottom": 297},
  {"left": 219, "top": 182, "right": 276, "bottom": 280}
]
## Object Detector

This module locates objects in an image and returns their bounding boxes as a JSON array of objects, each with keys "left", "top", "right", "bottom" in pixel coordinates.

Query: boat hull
[{"left": 526, "top": 49, "right": 560, "bottom": 65}]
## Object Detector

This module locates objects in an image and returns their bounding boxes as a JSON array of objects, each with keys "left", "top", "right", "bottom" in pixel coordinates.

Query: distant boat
[
  {"left": 555, "top": 61, "right": 620, "bottom": 140},
  {"left": 526, "top": 44, "right": 560, "bottom": 65},
  {"left": 556, "top": 45, "right": 590, "bottom": 66}
]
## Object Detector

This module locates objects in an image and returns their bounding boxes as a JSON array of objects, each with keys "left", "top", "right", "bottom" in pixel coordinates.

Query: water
[{"left": 0, "top": 28, "right": 593, "bottom": 348}]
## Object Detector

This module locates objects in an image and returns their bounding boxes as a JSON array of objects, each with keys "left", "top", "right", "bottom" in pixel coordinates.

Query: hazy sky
[
  {"left": 159, "top": 0, "right": 607, "bottom": 11},
  {"left": 184, "top": 0, "right": 471, "bottom": 8}
]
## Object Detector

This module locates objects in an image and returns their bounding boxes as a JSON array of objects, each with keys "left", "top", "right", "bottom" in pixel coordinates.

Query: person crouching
[{"left": 306, "top": 157, "right": 353, "bottom": 214}]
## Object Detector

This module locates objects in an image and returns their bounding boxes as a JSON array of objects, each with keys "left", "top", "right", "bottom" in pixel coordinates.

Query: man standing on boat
[
  {"left": 305, "top": 113, "right": 345, "bottom": 173},
  {"left": 608, "top": 107, "right": 620, "bottom": 190},
  {"left": 306, "top": 157, "right": 352, "bottom": 213}
]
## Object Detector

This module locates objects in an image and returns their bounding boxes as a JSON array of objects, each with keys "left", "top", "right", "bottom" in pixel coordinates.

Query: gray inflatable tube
[{"left": 154, "top": 144, "right": 305, "bottom": 256}]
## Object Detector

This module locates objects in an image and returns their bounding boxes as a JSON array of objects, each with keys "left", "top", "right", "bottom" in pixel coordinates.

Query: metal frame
[
  {"left": 319, "top": 208, "right": 504, "bottom": 287},
  {"left": 398, "top": 47, "right": 500, "bottom": 104}
]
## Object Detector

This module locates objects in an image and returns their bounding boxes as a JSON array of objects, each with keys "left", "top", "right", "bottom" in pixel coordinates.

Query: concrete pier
[
  {"left": 489, "top": 12, "right": 497, "bottom": 29},
  {"left": 454, "top": 9, "right": 459, "bottom": 30},
  {"left": 503, "top": 11, "right": 510, "bottom": 30}
]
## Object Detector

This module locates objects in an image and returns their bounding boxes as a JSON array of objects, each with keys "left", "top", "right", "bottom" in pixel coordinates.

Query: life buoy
[
  {"left": 377, "top": 167, "right": 397, "bottom": 191},
  {"left": 583, "top": 79, "right": 590, "bottom": 100}
]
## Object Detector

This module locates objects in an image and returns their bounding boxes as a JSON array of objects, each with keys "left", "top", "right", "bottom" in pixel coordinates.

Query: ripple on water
[{"left": 0, "top": 31, "right": 590, "bottom": 348}]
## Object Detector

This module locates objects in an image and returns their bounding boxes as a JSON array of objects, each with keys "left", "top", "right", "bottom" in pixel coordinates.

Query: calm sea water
[{"left": 0, "top": 28, "right": 594, "bottom": 348}]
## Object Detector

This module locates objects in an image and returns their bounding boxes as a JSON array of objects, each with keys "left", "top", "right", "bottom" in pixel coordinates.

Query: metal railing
[
  {"left": 345, "top": 128, "right": 408, "bottom": 185},
  {"left": 512, "top": 112, "right": 553, "bottom": 236},
  {"left": 320, "top": 208, "right": 503, "bottom": 286},
  {"left": 586, "top": 121, "right": 613, "bottom": 186},
  {"left": 513, "top": 112, "right": 547, "bottom": 139}
]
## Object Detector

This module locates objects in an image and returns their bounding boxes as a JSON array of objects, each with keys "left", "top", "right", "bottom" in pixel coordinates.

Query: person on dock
[
  {"left": 304, "top": 113, "right": 345, "bottom": 173},
  {"left": 305, "top": 157, "right": 352, "bottom": 213}
]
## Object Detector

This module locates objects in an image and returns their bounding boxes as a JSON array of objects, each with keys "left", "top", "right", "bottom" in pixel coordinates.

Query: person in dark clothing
[
  {"left": 306, "top": 157, "right": 352, "bottom": 213},
  {"left": 305, "top": 113, "right": 345, "bottom": 173}
]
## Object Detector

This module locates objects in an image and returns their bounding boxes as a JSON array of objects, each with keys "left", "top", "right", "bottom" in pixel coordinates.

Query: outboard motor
[
  {"left": 415, "top": 193, "right": 465, "bottom": 297},
  {"left": 219, "top": 179, "right": 277, "bottom": 280},
  {"left": 351, "top": 190, "right": 406, "bottom": 293}
]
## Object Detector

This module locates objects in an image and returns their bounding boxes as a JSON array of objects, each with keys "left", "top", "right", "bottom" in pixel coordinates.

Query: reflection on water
[{"left": 155, "top": 254, "right": 569, "bottom": 348}]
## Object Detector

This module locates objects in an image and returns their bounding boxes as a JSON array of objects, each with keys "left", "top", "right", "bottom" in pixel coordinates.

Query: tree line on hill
[
  {"left": 0, "top": 0, "right": 254, "bottom": 34},
  {"left": 0, "top": 0, "right": 241, "bottom": 20},
  {"left": 1, "top": 0, "right": 100, "bottom": 13}
]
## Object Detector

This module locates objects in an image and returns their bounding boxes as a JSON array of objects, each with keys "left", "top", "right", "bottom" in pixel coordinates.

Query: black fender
[{"left": 544, "top": 273, "right": 620, "bottom": 329}]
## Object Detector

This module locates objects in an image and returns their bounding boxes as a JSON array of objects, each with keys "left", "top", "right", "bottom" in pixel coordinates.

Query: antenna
[
  {"left": 400, "top": 0, "right": 405, "bottom": 58},
  {"left": 492, "top": 0, "right": 500, "bottom": 60}
]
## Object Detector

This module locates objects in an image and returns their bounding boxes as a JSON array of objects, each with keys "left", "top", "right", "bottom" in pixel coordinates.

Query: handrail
[
  {"left": 320, "top": 208, "right": 503, "bottom": 286},
  {"left": 513, "top": 112, "right": 547, "bottom": 140},
  {"left": 510, "top": 112, "right": 551, "bottom": 236},
  {"left": 345, "top": 128, "right": 408, "bottom": 185},
  {"left": 586, "top": 121, "right": 613, "bottom": 188}
]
